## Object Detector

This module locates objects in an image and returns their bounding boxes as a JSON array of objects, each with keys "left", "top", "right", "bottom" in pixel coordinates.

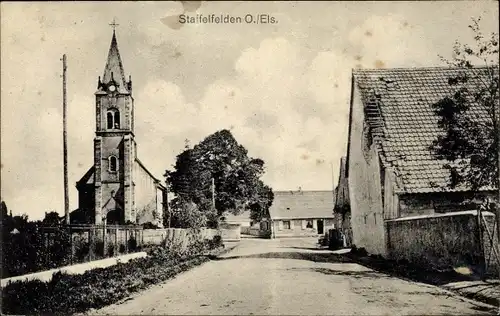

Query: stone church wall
[{"left": 134, "top": 161, "right": 161, "bottom": 226}]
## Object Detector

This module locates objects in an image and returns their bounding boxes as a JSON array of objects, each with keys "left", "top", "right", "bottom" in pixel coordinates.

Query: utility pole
[
  {"left": 166, "top": 180, "right": 171, "bottom": 228},
  {"left": 62, "top": 54, "right": 70, "bottom": 225},
  {"left": 331, "top": 161, "right": 335, "bottom": 202}
]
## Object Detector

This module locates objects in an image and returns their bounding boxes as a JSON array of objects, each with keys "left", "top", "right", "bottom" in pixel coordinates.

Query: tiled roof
[
  {"left": 353, "top": 66, "right": 498, "bottom": 193},
  {"left": 75, "top": 158, "right": 165, "bottom": 190},
  {"left": 76, "top": 166, "right": 95, "bottom": 187},
  {"left": 269, "top": 190, "right": 335, "bottom": 220}
]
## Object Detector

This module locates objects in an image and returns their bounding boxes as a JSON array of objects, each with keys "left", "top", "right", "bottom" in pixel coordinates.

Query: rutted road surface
[{"left": 89, "top": 237, "right": 495, "bottom": 315}]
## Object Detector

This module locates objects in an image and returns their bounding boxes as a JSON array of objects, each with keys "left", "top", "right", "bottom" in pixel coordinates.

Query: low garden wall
[
  {"left": 219, "top": 223, "right": 241, "bottom": 241},
  {"left": 386, "top": 210, "right": 498, "bottom": 276},
  {"left": 241, "top": 226, "right": 270, "bottom": 238},
  {"left": 141, "top": 228, "right": 219, "bottom": 247}
]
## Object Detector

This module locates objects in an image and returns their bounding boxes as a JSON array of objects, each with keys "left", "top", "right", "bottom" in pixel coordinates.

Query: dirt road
[{"left": 88, "top": 237, "right": 495, "bottom": 315}]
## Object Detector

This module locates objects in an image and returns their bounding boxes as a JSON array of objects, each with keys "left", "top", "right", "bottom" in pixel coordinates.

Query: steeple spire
[{"left": 102, "top": 20, "right": 128, "bottom": 93}]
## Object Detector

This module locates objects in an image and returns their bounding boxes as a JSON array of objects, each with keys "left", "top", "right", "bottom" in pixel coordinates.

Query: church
[{"left": 71, "top": 27, "right": 167, "bottom": 227}]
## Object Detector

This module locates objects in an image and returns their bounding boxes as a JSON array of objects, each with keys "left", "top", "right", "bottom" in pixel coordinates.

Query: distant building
[
  {"left": 71, "top": 29, "right": 167, "bottom": 226},
  {"left": 333, "top": 156, "right": 352, "bottom": 247},
  {"left": 346, "top": 66, "right": 497, "bottom": 256},
  {"left": 254, "top": 190, "right": 335, "bottom": 238}
]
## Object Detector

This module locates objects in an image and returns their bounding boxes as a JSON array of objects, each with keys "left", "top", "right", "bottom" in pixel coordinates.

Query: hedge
[{"left": 2, "top": 236, "right": 224, "bottom": 315}]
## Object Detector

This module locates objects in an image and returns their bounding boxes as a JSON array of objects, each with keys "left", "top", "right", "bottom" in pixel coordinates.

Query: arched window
[
  {"left": 106, "top": 109, "right": 120, "bottom": 129},
  {"left": 109, "top": 156, "right": 118, "bottom": 172}
]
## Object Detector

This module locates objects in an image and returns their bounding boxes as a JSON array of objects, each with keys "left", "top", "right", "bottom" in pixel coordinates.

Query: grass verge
[{"left": 2, "top": 238, "right": 226, "bottom": 315}]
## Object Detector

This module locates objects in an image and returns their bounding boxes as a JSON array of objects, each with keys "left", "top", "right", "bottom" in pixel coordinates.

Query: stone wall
[
  {"left": 241, "top": 226, "right": 270, "bottom": 238},
  {"left": 386, "top": 210, "right": 498, "bottom": 276},
  {"left": 141, "top": 228, "right": 220, "bottom": 247},
  {"left": 480, "top": 213, "right": 499, "bottom": 275}
]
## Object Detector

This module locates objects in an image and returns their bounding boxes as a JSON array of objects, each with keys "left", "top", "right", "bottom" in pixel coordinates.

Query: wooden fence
[{"left": 42, "top": 225, "right": 221, "bottom": 266}]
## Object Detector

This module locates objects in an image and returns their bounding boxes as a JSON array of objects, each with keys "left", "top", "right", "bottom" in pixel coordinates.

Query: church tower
[
  {"left": 74, "top": 22, "right": 166, "bottom": 227},
  {"left": 93, "top": 28, "right": 136, "bottom": 224}
]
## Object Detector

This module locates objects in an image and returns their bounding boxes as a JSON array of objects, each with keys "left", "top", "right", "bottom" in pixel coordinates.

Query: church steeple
[{"left": 98, "top": 22, "right": 131, "bottom": 94}]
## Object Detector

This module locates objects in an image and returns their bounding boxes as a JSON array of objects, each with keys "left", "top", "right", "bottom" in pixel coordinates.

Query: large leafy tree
[
  {"left": 431, "top": 17, "right": 499, "bottom": 192},
  {"left": 165, "top": 130, "right": 274, "bottom": 228},
  {"left": 42, "top": 211, "right": 62, "bottom": 226}
]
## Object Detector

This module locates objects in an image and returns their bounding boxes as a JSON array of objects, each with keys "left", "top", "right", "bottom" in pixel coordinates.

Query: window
[
  {"left": 106, "top": 109, "right": 120, "bottom": 129},
  {"left": 109, "top": 156, "right": 118, "bottom": 172},
  {"left": 282, "top": 220, "right": 291, "bottom": 229},
  {"left": 107, "top": 112, "right": 113, "bottom": 129},
  {"left": 114, "top": 111, "right": 120, "bottom": 128},
  {"left": 306, "top": 220, "right": 313, "bottom": 228}
]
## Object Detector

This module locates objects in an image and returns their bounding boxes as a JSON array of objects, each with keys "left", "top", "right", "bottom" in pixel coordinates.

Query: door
[{"left": 317, "top": 219, "right": 324, "bottom": 234}]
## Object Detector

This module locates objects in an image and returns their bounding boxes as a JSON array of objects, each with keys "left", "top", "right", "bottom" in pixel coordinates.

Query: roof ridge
[
  {"left": 135, "top": 158, "right": 162, "bottom": 184},
  {"left": 352, "top": 65, "right": 497, "bottom": 73}
]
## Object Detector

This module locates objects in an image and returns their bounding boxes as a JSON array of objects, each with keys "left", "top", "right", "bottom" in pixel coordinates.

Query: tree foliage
[
  {"left": 42, "top": 211, "right": 62, "bottom": 226},
  {"left": 165, "top": 130, "right": 274, "bottom": 228},
  {"left": 431, "top": 17, "right": 499, "bottom": 191},
  {"left": 0, "top": 205, "right": 72, "bottom": 278}
]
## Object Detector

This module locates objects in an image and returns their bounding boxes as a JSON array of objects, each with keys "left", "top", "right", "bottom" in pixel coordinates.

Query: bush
[
  {"left": 349, "top": 246, "right": 368, "bottom": 257},
  {"left": 142, "top": 222, "right": 158, "bottom": 229},
  {"left": 128, "top": 238, "right": 137, "bottom": 252},
  {"left": 107, "top": 243, "right": 115, "bottom": 257},
  {"left": 1, "top": 224, "right": 73, "bottom": 278},
  {"left": 212, "top": 235, "right": 223, "bottom": 248},
  {"left": 95, "top": 241, "right": 105, "bottom": 258},
  {"left": 75, "top": 242, "right": 90, "bottom": 262}
]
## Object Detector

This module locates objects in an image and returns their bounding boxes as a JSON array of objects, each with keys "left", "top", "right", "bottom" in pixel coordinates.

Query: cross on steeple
[{"left": 109, "top": 18, "right": 119, "bottom": 32}]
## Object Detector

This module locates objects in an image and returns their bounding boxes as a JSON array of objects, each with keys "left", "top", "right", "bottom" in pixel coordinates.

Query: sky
[{"left": 1, "top": 1, "right": 499, "bottom": 220}]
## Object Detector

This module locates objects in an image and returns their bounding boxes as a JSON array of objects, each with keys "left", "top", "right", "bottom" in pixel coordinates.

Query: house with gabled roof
[
  {"left": 346, "top": 66, "right": 498, "bottom": 256},
  {"left": 263, "top": 190, "right": 336, "bottom": 238}
]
